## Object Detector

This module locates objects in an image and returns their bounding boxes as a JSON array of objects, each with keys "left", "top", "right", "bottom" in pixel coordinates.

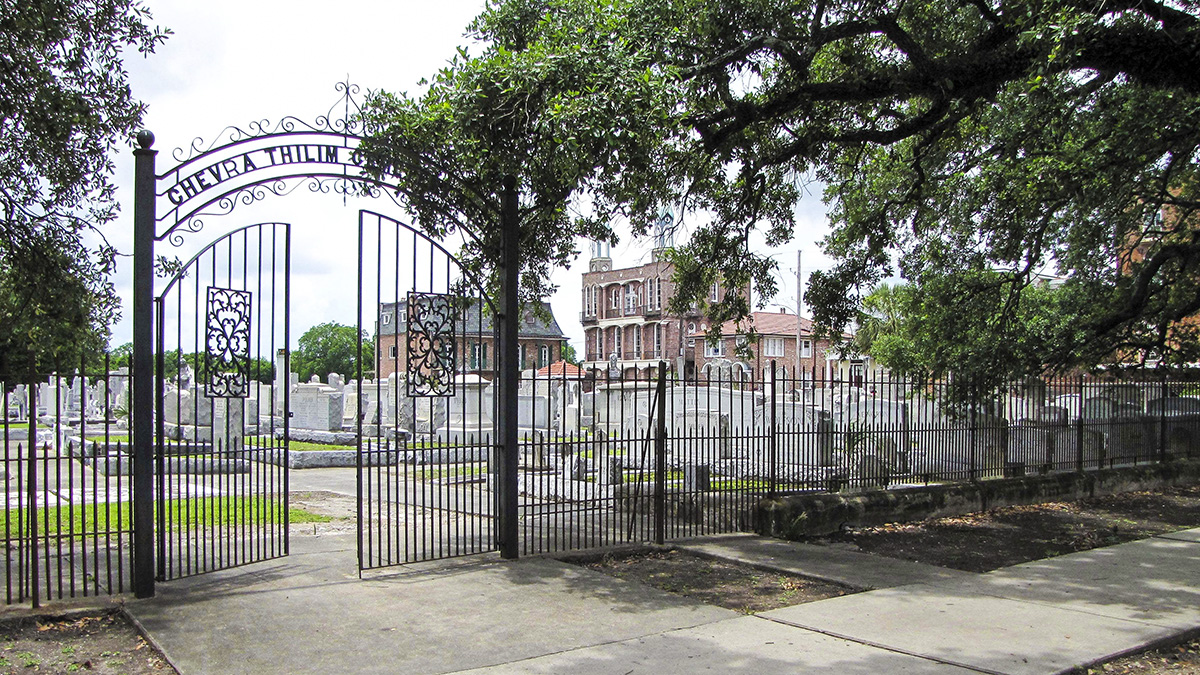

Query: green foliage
[
  {"left": 0, "top": 1, "right": 168, "bottom": 382},
  {"left": 0, "top": 232, "right": 116, "bottom": 380},
  {"left": 108, "top": 342, "right": 133, "bottom": 369},
  {"left": 356, "top": 0, "right": 682, "bottom": 305},
  {"left": 852, "top": 283, "right": 916, "bottom": 375},
  {"left": 430, "top": 0, "right": 1200, "bottom": 384},
  {"left": 292, "top": 322, "right": 372, "bottom": 382},
  {"left": 560, "top": 343, "right": 582, "bottom": 366},
  {"left": 851, "top": 277, "right": 1074, "bottom": 392}
]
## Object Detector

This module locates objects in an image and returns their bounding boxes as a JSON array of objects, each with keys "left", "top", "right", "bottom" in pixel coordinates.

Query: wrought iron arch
[{"left": 152, "top": 81, "right": 489, "bottom": 253}]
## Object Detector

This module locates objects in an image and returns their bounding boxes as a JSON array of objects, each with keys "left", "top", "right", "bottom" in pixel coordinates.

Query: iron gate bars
[
  {"left": 356, "top": 210, "right": 503, "bottom": 570},
  {"left": 1, "top": 359, "right": 134, "bottom": 607},
  {"left": 154, "top": 222, "right": 290, "bottom": 581}
]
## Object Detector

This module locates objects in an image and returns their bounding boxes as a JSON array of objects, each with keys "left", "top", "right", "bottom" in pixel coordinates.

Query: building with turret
[{"left": 581, "top": 216, "right": 750, "bottom": 379}]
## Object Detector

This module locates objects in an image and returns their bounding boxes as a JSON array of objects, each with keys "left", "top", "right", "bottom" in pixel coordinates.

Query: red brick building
[
  {"left": 376, "top": 300, "right": 566, "bottom": 380},
  {"left": 689, "top": 310, "right": 842, "bottom": 381},
  {"left": 580, "top": 241, "right": 720, "bottom": 379}
]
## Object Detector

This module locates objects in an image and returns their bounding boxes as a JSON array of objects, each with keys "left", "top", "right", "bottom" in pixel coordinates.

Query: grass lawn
[
  {"left": 4, "top": 497, "right": 329, "bottom": 538},
  {"left": 284, "top": 440, "right": 354, "bottom": 452}
]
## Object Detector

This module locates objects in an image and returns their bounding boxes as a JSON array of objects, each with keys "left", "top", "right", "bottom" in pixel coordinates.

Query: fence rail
[
  {"left": 5, "top": 358, "right": 1198, "bottom": 602},
  {"left": 513, "top": 363, "right": 1200, "bottom": 555},
  {"left": 2, "top": 356, "right": 134, "bottom": 606}
]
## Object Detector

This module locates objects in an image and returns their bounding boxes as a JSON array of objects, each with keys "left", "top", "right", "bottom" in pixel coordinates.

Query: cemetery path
[
  {"left": 121, "top": 519, "right": 1200, "bottom": 674},
  {"left": 7, "top": 471, "right": 1200, "bottom": 673},
  {"left": 118, "top": 526, "right": 1200, "bottom": 675}
]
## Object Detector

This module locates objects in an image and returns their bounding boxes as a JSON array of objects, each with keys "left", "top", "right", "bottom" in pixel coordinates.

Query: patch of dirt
[
  {"left": 0, "top": 611, "right": 175, "bottom": 674},
  {"left": 574, "top": 548, "right": 855, "bottom": 613},
  {"left": 289, "top": 491, "right": 356, "bottom": 535},
  {"left": 1080, "top": 636, "right": 1200, "bottom": 674},
  {"left": 815, "top": 485, "right": 1200, "bottom": 573}
]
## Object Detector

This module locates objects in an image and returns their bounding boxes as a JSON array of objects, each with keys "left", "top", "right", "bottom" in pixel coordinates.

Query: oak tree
[{"left": 0, "top": 0, "right": 168, "bottom": 381}]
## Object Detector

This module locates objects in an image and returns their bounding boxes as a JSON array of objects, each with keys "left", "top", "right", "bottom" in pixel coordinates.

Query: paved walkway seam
[
  {"left": 437, "top": 615, "right": 735, "bottom": 675},
  {"left": 759, "top": 614, "right": 1009, "bottom": 675},
  {"left": 1157, "top": 532, "right": 1200, "bottom": 543}
]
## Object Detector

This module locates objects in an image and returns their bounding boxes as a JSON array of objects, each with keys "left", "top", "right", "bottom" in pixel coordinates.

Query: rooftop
[
  {"left": 536, "top": 360, "right": 584, "bottom": 377},
  {"left": 690, "top": 310, "right": 818, "bottom": 338},
  {"left": 378, "top": 299, "right": 566, "bottom": 340}
]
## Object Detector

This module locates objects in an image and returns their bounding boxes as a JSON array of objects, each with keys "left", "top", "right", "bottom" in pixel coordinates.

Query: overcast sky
[{"left": 104, "top": 0, "right": 835, "bottom": 354}]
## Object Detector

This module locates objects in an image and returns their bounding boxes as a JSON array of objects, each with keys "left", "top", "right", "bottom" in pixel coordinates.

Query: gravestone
[
  {"left": 684, "top": 464, "right": 711, "bottom": 491},
  {"left": 597, "top": 454, "right": 623, "bottom": 485},
  {"left": 1102, "top": 383, "right": 1145, "bottom": 408},
  {"left": 517, "top": 392, "right": 551, "bottom": 435},
  {"left": 853, "top": 452, "right": 890, "bottom": 489},
  {"left": 434, "top": 373, "right": 494, "bottom": 443},
  {"left": 1033, "top": 405, "right": 1069, "bottom": 426},
  {"left": 8, "top": 384, "right": 27, "bottom": 420},
  {"left": 327, "top": 373, "right": 344, "bottom": 392},
  {"left": 1052, "top": 394, "right": 1082, "bottom": 421},
  {"left": 1008, "top": 423, "right": 1053, "bottom": 472},
  {"left": 563, "top": 454, "right": 588, "bottom": 481},
  {"left": 975, "top": 410, "right": 1009, "bottom": 477},
  {"left": 816, "top": 412, "right": 836, "bottom": 466},
  {"left": 1148, "top": 396, "right": 1200, "bottom": 459},
  {"left": 108, "top": 368, "right": 129, "bottom": 416},
  {"left": 291, "top": 379, "right": 344, "bottom": 432},
  {"left": 1081, "top": 397, "right": 1119, "bottom": 421},
  {"left": 1148, "top": 396, "right": 1200, "bottom": 416},
  {"left": 211, "top": 397, "right": 245, "bottom": 452}
]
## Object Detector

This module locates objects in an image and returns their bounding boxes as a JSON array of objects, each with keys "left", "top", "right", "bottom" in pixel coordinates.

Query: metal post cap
[{"left": 136, "top": 130, "right": 155, "bottom": 148}]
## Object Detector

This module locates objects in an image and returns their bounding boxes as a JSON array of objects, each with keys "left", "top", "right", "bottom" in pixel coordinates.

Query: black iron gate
[
  {"left": 121, "top": 83, "right": 522, "bottom": 597},
  {"left": 356, "top": 210, "right": 499, "bottom": 569},
  {"left": 154, "top": 222, "right": 290, "bottom": 579}
]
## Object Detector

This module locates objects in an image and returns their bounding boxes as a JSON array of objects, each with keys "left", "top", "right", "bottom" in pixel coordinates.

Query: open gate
[
  {"left": 123, "top": 83, "right": 521, "bottom": 597},
  {"left": 154, "top": 222, "right": 290, "bottom": 579},
  {"left": 356, "top": 210, "right": 499, "bottom": 569}
]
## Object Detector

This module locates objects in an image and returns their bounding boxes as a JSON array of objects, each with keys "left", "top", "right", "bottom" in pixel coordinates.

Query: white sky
[{"left": 105, "top": 0, "right": 835, "bottom": 353}]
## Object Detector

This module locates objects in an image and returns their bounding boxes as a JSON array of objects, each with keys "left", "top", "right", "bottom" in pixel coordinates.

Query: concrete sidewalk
[{"left": 128, "top": 527, "right": 1200, "bottom": 675}]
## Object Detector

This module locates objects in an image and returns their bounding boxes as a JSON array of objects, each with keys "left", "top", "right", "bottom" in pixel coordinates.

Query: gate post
[
  {"left": 654, "top": 362, "right": 667, "bottom": 545},
  {"left": 769, "top": 360, "right": 777, "bottom": 499},
  {"left": 496, "top": 176, "right": 520, "bottom": 559},
  {"left": 132, "top": 130, "right": 157, "bottom": 598}
]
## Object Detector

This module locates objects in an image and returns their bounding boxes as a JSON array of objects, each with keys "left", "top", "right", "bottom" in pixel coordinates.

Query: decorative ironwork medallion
[
  {"left": 206, "top": 287, "right": 252, "bottom": 398},
  {"left": 407, "top": 292, "right": 457, "bottom": 397}
]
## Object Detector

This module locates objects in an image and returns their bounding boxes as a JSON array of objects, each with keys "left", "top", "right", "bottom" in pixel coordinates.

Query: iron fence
[
  {"left": 2, "top": 355, "right": 135, "bottom": 606},
  {"left": 5, "top": 352, "right": 1199, "bottom": 601},
  {"left": 514, "top": 363, "right": 1200, "bottom": 556}
]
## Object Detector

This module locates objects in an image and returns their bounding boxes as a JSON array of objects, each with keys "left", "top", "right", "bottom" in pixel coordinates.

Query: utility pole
[{"left": 795, "top": 250, "right": 803, "bottom": 379}]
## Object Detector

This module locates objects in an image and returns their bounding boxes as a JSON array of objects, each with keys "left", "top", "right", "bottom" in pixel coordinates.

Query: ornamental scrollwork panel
[
  {"left": 206, "top": 287, "right": 252, "bottom": 398},
  {"left": 407, "top": 292, "right": 456, "bottom": 398}
]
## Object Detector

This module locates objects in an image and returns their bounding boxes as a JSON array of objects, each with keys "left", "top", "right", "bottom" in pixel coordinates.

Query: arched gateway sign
[{"left": 129, "top": 84, "right": 523, "bottom": 598}]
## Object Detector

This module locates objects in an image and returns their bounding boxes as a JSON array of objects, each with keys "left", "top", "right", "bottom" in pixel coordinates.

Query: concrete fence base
[{"left": 757, "top": 459, "right": 1200, "bottom": 540}]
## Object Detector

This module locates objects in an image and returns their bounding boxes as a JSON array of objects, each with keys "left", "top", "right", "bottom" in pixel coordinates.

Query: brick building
[
  {"left": 376, "top": 300, "right": 566, "bottom": 380},
  {"left": 580, "top": 240, "right": 721, "bottom": 379},
  {"left": 690, "top": 309, "right": 844, "bottom": 381}
]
